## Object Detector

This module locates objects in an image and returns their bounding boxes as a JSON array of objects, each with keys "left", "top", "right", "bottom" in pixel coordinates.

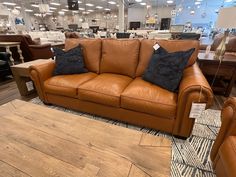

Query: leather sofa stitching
[
  {"left": 121, "top": 95, "right": 177, "bottom": 108},
  {"left": 78, "top": 88, "right": 120, "bottom": 98}
]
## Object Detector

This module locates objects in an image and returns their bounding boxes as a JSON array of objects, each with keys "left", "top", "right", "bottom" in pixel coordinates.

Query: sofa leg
[
  {"left": 43, "top": 101, "right": 52, "bottom": 106},
  {"left": 174, "top": 135, "right": 188, "bottom": 140}
]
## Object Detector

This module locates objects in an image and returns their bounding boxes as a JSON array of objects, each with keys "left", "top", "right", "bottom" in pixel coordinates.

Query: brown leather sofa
[
  {"left": 30, "top": 39, "right": 213, "bottom": 138},
  {"left": 211, "top": 97, "right": 236, "bottom": 177},
  {"left": 0, "top": 34, "right": 53, "bottom": 63}
]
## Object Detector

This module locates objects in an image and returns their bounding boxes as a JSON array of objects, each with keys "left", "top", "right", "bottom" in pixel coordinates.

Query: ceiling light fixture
[
  {"left": 140, "top": 2, "right": 146, "bottom": 5},
  {"left": 108, "top": 1, "right": 116, "bottom": 5},
  {"left": 167, "top": 0, "right": 174, "bottom": 4},
  {"left": 2, "top": 2, "right": 16, "bottom": 6},
  {"left": 31, "top": 4, "right": 39, "bottom": 8},
  {"left": 86, "top": 3, "right": 94, "bottom": 7},
  {"left": 50, "top": 2, "right": 60, "bottom": 6},
  {"left": 25, "top": 9, "right": 33, "bottom": 12},
  {"left": 96, "top": 6, "right": 103, "bottom": 9}
]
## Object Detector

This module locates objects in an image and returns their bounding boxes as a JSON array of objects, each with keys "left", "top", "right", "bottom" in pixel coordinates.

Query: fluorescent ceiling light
[
  {"left": 96, "top": 6, "right": 103, "bottom": 9},
  {"left": 108, "top": 1, "right": 116, "bottom": 4},
  {"left": 225, "top": 0, "right": 232, "bottom": 2},
  {"left": 31, "top": 4, "right": 39, "bottom": 8},
  {"left": 15, "top": 6, "right": 21, "bottom": 9},
  {"left": 73, "top": 11, "right": 79, "bottom": 13},
  {"left": 87, "top": 9, "right": 94, "bottom": 12},
  {"left": 135, "top": 0, "right": 142, "bottom": 2},
  {"left": 62, "top": 9, "right": 69, "bottom": 11},
  {"left": 58, "top": 11, "right": 65, "bottom": 15},
  {"left": 78, "top": 1, "right": 82, "bottom": 3},
  {"left": 195, "top": 2, "right": 201, "bottom": 5},
  {"left": 104, "top": 8, "right": 111, "bottom": 11},
  {"left": 50, "top": 2, "right": 60, "bottom": 6},
  {"left": 86, "top": 3, "right": 94, "bottom": 7},
  {"left": 50, "top": 7, "right": 57, "bottom": 10},
  {"left": 2, "top": 2, "right": 16, "bottom": 6},
  {"left": 79, "top": 7, "right": 85, "bottom": 10},
  {"left": 25, "top": 9, "right": 33, "bottom": 12},
  {"left": 167, "top": 0, "right": 174, "bottom": 4},
  {"left": 140, "top": 2, "right": 146, "bottom": 5}
]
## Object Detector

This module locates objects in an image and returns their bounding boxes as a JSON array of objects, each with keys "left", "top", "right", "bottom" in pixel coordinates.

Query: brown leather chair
[
  {"left": 200, "top": 34, "right": 236, "bottom": 52},
  {"left": 30, "top": 39, "right": 213, "bottom": 138},
  {"left": 0, "top": 34, "right": 53, "bottom": 63},
  {"left": 211, "top": 97, "right": 236, "bottom": 177}
]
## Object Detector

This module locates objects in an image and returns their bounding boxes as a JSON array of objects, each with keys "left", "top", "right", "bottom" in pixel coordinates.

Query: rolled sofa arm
[
  {"left": 29, "top": 60, "right": 55, "bottom": 102},
  {"left": 210, "top": 97, "right": 236, "bottom": 164},
  {"left": 173, "top": 63, "right": 214, "bottom": 138},
  {"left": 28, "top": 44, "right": 53, "bottom": 60}
]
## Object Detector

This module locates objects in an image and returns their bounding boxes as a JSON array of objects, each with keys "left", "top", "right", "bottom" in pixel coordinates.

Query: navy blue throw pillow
[
  {"left": 142, "top": 46, "right": 195, "bottom": 92},
  {"left": 53, "top": 45, "right": 88, "bottom": 75}
]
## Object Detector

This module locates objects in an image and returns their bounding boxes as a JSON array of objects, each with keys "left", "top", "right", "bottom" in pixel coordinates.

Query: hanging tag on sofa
[
  {"left": 153, "top": 43, "right": 160, "bottom": 50},
  {"left": 189, "top": 103, "right": 206, "bottom": 119}
]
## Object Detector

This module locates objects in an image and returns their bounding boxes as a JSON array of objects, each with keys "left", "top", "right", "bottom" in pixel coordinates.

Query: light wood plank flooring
[{"left": 0, "top": 78, "right": 236, "bottom": 110}]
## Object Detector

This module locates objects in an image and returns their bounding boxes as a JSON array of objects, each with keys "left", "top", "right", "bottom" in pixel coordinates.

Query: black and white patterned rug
[{"left": 30, "top": 98, "right": 221, "bottom": 177}]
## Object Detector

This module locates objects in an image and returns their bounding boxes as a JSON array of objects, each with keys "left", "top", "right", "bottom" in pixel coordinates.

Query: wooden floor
[{"left": 0, "top": 78, "right": 236, "bottom": 110}]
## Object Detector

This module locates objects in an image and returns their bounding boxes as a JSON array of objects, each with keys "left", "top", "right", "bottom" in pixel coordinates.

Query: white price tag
[
  {"left": 26, "top": 81, "right": 34, "bottom": 91},
  {"left": 189, "top": 103, "right": 206, "bottom": 119},
  {"left": 153, "top": 43, "right": 160, "bottom": 50}
]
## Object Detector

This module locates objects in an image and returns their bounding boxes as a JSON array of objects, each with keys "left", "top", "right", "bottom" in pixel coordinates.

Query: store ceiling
[{"left": 1, "top": 0, "right": 235, "bottom": 15}]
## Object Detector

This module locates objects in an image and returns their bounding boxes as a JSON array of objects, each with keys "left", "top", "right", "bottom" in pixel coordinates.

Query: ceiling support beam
[{"left": 118, "top": 0, "right": 125, "bottom": 32}]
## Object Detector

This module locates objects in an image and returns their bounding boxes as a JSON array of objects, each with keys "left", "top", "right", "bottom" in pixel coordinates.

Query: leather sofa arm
[
  {"left": 29, "top": 60, "right": 55, "bottom": 102},
  {"left": 173, "top": 63, "right": 214, "bottom": 137},
  {"left": 211, "top": 97, "right": 236, "bottom": 163},
  {"left": 28, "top": 44, "right": 53, "bottom": 60}
]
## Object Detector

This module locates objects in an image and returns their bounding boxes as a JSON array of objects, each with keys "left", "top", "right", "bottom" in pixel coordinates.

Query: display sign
[
  {"left": 67, "top": 0, "right": 79, "bottom": 10},
  {"left": 146, "top": 17, "right": 156, "bottom": 24}
]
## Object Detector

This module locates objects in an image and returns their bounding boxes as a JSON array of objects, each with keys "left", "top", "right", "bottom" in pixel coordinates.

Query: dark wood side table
[
  {"left": 11, "top": 59, "right": 52, "bottom": 96},
  {"left": 198, "top": 51, "right": 236, "bottom": 97}
]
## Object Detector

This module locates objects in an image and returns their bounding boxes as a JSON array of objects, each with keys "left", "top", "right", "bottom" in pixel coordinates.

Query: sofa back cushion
[
  {"left": 100, "top": 39, "right": 140, "bottom": 78},
  {"left": 65, "top": 38, "right": 101, "bottom": 73},
  {"left": 136, "top": 39, "right": 199, "bottom": 77}
]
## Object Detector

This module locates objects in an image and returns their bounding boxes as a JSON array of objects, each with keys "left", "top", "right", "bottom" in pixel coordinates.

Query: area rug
[{"left": 30, "top": 98, "right": 221, "bottom": 177}]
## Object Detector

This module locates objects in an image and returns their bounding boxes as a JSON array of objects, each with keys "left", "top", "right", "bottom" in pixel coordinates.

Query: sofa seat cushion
[
  {"left": 78, "top": 73, "right": 132, "bottom": 107},
  {"left": 219, "top": 136, "right": 236, "bottom": 177},
  {"left": 121, "top": 77, "right": 177, "bottom": 119},
  {"left": 44, "top": 73, "right": 97, "bottom": 97}
]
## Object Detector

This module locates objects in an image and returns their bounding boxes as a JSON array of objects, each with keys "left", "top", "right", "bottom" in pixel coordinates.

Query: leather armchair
[
  {"left": 0, "top": 34, "right": 53, "bottom": 62},
  {"left": 211, "top": 97, "right": 236, "bottom": 177},
  {"left": 0, "top": 52, "right": 11, "bottom": 79}
]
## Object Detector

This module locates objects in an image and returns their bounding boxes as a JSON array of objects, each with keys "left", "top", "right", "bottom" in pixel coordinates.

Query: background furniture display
[
  {"left": 211, "top": 97, "right": 236, "bottom": 177},
  {"left": 198, "top": 51, "right": 236, "bottom": 96},
  {"left": 0, "top": 52, "right": 11, "bottom": 79},
  {"left": 0, "top": 34, "right": 53, "bottom": 62},
  {"left": 30, "top": 39, "right": 213, "bottom": 138},
  {"left": 116, "top": 32, "right": 131, "bottom": 39},
  {"left": 11, "top": 59, "right": 52, "bottom": 96},
  {"left": 160, "top": 18, "right": 171, "bottom": 30},
  {"left": 0, "top": 99, "right": 171, "bottom": 177},
  {"left": 0, "top": 42, "right": 24, "bottom": 65},
  {"left": 148, "top": 30, "right": 172, "bottom": 40},
  {"left": 28, "top": 31, "right": 66, "bottom": 44},
  {"left": 200, "top": 34, "right": 236, "bottom": 52},
  {"left": 213, "top": 7, "right": 236, "bottom": 60}
]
